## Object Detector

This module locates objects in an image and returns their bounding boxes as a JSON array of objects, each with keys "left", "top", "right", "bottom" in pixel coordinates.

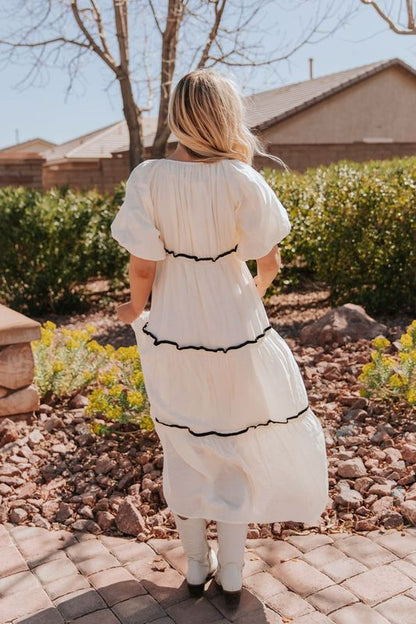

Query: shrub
[
  {"left": 32, "top": 321, "right": 112, "bottom": 403},
  {"left": 0, "top": 186, "right": 127, "bottom": 314},
  {"left": 32, "top": 320, "right": 153, "bottom": 436},
  {"left": 358, "top": 320, "right": 416, "bottom": 405},
  {"left": 264, "top": 157, "right": 416, "bottom": 313},
  {"left": 86, "top": 345, "right": 154, "bottom": 436}
]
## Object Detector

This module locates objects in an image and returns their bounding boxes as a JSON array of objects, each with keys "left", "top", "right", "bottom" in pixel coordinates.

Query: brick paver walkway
[{"left": 1, "top": 523, "right": 416, "bottom": 624}]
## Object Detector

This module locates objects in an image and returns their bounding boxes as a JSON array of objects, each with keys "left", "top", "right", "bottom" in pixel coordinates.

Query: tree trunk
[
  {"left": 118, "top": 72, "right": 145, "bottom": 171},
  {"left": 151, "top": 0, "right": 184, "bottom": 159},
  {"left": 113, "top": 0, "right": 144, "bottom": 171}
]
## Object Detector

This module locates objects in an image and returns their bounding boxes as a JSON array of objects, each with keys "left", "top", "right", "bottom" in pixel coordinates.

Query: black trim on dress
[
  {"left": 142, "top": 323, "right": 273, "bottom": 353},
  {"left": 164, "top": 244, "right": 238, "bottom": 262},
  {"left": 154, "top": 405, "right": 310, "bottom": 437}
]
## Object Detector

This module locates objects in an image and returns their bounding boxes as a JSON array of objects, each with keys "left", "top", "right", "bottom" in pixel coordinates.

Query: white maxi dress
[{"left": 111, "top": 158, "right": 329, "bottom": 525}]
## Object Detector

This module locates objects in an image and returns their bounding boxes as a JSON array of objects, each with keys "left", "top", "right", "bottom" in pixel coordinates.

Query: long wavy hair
[{"left": 167, "top": 69, "right": 286, "bottom": 168}]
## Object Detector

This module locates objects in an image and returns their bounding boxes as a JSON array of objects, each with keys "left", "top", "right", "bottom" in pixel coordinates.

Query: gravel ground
[{"left": 1, "top": 289, "right": 415, "bottom": 541}]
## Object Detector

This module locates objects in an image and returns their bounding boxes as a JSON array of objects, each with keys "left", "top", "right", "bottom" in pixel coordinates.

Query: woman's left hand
[{"left": 116, "top": 301, "right": 140, "bottom": 324}]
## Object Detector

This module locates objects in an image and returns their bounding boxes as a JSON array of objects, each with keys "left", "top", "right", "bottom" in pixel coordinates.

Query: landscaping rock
[
  {"left": 337, "top": 457, "right": 367, "bottom": 478},
  {"left": 400, "top": 500, "right": 416, "bottom": 526},
  {"left": 299, "top": 303, "right": 387, "bottom": 346},
  {"left": 116, "top": 498, "right": 147, "bottom": 536}
]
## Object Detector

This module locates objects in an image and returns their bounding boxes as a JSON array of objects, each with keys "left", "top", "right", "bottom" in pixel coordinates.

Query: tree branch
[
  {"left": 361, "top": 0, "right": 416, "bottom": 34},
  {"left": 70, "top": 0, "right": 118, "bottom": 71}
]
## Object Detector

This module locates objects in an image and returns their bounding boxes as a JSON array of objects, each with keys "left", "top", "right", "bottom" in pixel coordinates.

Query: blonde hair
[{"left": 167, "top": 69, "right": 286, "bottom": 168}]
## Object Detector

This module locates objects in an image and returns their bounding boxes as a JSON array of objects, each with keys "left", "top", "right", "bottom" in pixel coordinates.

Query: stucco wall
[{"left": 263, "top": 66, "right": 416, "bottom": 144}]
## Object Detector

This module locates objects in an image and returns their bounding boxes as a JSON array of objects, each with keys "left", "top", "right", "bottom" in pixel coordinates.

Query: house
[
  {"left": 4, "top": 58, "right": 416, "bottom": 191},
  {"left": 0, "top": 138, "right": 56, "bottom": 154},
  {"left": 0, "top": 138, "right": 56, "bottom": 188}
]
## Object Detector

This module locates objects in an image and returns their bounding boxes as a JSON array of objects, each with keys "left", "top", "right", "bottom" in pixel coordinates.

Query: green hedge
[
  {"left": 1, "top": 156, "right": 415, "bottom": 315},
  {"left": 0, "top": 186, "right": 127, "bottom": 314},
  {"left": 263, "top": 157, "right": 416, "bottom": 314}
]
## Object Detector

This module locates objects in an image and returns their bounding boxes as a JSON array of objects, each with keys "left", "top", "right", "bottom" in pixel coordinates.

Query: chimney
[{"left": 309, "top": 58, "right": 314, "bottom": 80}]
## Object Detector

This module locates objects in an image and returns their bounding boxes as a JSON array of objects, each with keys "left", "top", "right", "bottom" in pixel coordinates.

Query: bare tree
[
  {"left": 360, "top": 1, "right": 416, "bottom": 34},
  {"left": 0, "top": 1, "right": 355, "bottom": 170}
]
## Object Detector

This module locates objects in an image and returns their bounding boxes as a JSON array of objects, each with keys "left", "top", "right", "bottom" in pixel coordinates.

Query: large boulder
[{"left": 299, "top": 303, "right": 387, "bottom": 347}]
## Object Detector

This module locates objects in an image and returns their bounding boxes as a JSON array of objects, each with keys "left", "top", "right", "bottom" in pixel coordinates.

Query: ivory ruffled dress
[{"left": 111, "top": 157, "right": 329, "bottom": 525}]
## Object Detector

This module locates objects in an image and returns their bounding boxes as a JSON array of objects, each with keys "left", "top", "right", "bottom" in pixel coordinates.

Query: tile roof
[
  {"left": 44, "top": 58, "right": 415, "bottom": 163},
  {"left": 0, "top": 138, "right": 56, "bottom": 154},
  {"left": 245, "top": 58, "right": 416, "bottom": 130}
]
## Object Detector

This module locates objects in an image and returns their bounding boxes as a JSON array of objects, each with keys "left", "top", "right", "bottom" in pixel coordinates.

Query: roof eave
[{"left": 253, "top": 58, "right": 416, "bottom": 133}]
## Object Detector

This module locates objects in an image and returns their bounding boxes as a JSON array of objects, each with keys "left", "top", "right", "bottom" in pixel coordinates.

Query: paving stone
[
  {"left": 342, "top": 563, "right": 413, "bottom": 606},
  {"left": 44, "top": 573, "right": 91, "bottom": 601},
  {"left": 0, "top": 585, "right": 53, "bottom": 621},
  {"left": 146, "top": 538, "right": 181, "bottom": 555},
  {"left": 126, "top": 555, "right": 160, "bottom": 579},
  {"left": 33, "top": 557, "right": 79, "bottom": 584},
  {"left": 305, "top": 584, "right": 358, "bottom": 614},
  {"left": 330, "top": 602, "right": 391, "bottom": 624},
  {"left": 108, "top": 539, "right": 156, "bottom": 565},
  {"left": 18, "top": 538, "right": 70, "bottom": 568},
  {"left": 262, "top": 607, "right": 284, "bottom": 624},
  {"left": 0, "top": 569, "right": 41, "bottom": 596},
  {"left": 146, "top": 618, "right": 175, "bottom": 624},
  {"left": 166, "top": 596, "right": 222, "bottom": 623},
  {"left": 69, "top": 609, "right": 121, "bottom": 624},
  {"left": 391, "top": 557, "right": 416, "bottom": 581},
  {"left": 88, "top": 566, "right": 146, "bottom": 606},
  {"left": 319, "top": 556, "right": 368, "bottom": 583},
  {"left": 290, "top": 613, "right": 334, "bottom": 624},
  {"left": 247, "top": 539, "right": 302, "bottom": 566},
  {"left": 406, "top": 584, "right": 416, "bottom": 599},
  {"left": 76, "top": 553, "right": 120, "bottom": 576},
  {"left": 140, "top": 566, "right": 190, "bottom": 607},
  {"left": 111, "top": 593, "right": 166, "bottom": 624},
  {"left": 334, "top": 535, "right": 397, "bottom": 568},
  {"left": 374, "top": 594, "right": 416, "bottom": 624},
  {"left": 242, "top": 549, "right": 270, "bottom": 577},
  {"left": 284, "top": 533, "right": 334, "bottom": 552},
  {"left": 270, "top": 559, "right": 334, "bottom": 597},
  {"left": 6, "top": 525, "right": 50, "bottom": 542},
  {"left": 242, "top": 571, "right": 287, "bottom": 600},
  {"left": 406, "top": 551, "right": 416, "bottom": 565},
  {"left": 301, "top": 545, "right": 348, "bottom": 570},
  {"left": 98, "top": 534, "right": 134, "bottom": 548},
  {"left": 0, "top": 526, "right": 12, "bottom": 547},
  {"left": 13, "top": 606, "right": 65, "bottom": 624},
  {"left": 265, "top": 589, "right": 314, "bottom": 619},
  {"left": 160, "top": 545, "right": 188, "bottom": 576},
  {"left": 209, "top": 587, "right": 263, "bottom": 621},
  {"left": 65, "top": 540, "right": 110, "bottom": 563},
  {"left": 55, "top": 588, "right": 107, "bottom": 621},
  {"left": 229, "top": 604, "right": 281, "bottom": 624},
  {"left": 371, "top": 529, "right": 416, "bottom": 558},
  {"left": 0, "top": 545, "right": 28, "bottom": 577}
]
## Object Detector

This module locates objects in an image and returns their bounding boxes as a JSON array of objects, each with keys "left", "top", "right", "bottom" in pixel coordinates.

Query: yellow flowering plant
[
  {"left": 33, "top": 321, "right": 109, "bottom": 402},
  {"left": 358, "top": 320, "right": 416, "bottom": 405},
  {"left": 33, "top": 320, "right": 154, "bottom": 436},
  {"left": 85, "top": 343, "right": 154, "bottom": 436}
]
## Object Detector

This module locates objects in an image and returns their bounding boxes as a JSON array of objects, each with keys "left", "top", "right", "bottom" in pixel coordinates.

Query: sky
[{"left": 1, "top": 1, "right": 415, "bottom": 149}]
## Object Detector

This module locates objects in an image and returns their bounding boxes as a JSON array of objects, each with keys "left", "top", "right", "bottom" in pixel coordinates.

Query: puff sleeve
[
  {"left": 110, "top": 162, "right": 166, "bottom": 261},
  {"left": 234, "top": 165, "right": 291, "bottom": 261}
]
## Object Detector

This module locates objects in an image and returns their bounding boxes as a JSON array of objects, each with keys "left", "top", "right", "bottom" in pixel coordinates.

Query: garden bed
[{"left": 0, "top": 289, "right": 415, "bottom": 540}]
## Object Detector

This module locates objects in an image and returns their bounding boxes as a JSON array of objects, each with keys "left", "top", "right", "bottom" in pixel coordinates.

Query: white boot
[
  {"left": 173, "top": 513, "right": 218, "bottom": 597},
  {"left": 214, "top": 521, "right": 248, "bottom": 606}
]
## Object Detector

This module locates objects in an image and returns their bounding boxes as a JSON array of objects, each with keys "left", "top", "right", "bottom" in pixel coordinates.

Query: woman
[{"left": 111, "top": 69, "right": 329, "bottom": 607}]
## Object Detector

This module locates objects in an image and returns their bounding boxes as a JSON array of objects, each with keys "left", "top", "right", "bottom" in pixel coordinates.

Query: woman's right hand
[{"left": 254, "top": 275, "right": 268, "bottom": 298}]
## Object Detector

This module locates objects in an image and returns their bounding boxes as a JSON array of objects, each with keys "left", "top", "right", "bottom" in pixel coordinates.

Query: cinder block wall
[
  {"left": 0, "top": 153, "right": 45, "bottom": 189},
  {"left": 254, "top": 143, "right": 416, "bottom": 173}
]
